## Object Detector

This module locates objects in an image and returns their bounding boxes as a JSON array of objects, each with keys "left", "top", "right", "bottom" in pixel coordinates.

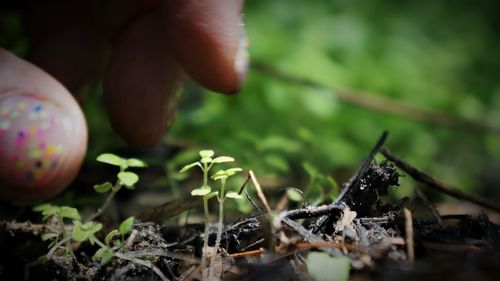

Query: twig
[
  {"left": 380, "top": 147, "right": 500, "bottom": 213},
  {"left": 249, "top": 170, "right": 272, "bottom": 213},
  {"left": 285, "top": 203, "right": 345, "bottom": 220},
  {"left": 230, "top": 248, "right": 265, "bottom": 258},
  {"left": 403, "top": 208, "right": 415, "bottom": 264},
  {"left": 0, "top": 220, "right": 62, "bottom": 235},
  {"left": 114, "top": 252, "right": 169, "bottom": 281},
  {"left": 414, "top": 188, "right": 443, "bottom": 225},
  {"left": 252, "top": 61, "right": 500, "bottom": 134}
]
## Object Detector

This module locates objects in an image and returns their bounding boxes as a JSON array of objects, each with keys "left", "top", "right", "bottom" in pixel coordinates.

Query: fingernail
[
  {"left": 0, "top": 94, "right": 73, "bottom": 187},
  {"left": 234, "top": 21, "right": 249, "bottom": 85}
]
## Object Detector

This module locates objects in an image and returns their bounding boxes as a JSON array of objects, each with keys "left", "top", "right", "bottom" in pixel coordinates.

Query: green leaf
[
  {"left": 191, "top": 186, "right": 211, "bottom": 196},
  {"left": 118, "top": 171, "right": 139, "bottom": 187},
  {"left": 286, "top": 188, "right": 304, "bottom": 202},
  {"left": 33, "top": 203, "right": 53, "bottom": 212},
  {"left": 41, "top": 233, "right": 59, "bottom": 241},
  {"left": 126, "top": 158, "right": 147, "bottom": 168},
  {"left": 94, "top": 182, "right": 113, "bottom": 193},
  {"left": 306, "top": 252, "right": 350, "bottom": 281},
  {"left": 94, "top": 247, "right": 114, "bottom": 265},
  {"left": 97, "top": 153, "right": 126, "bottom": 167},
  {"left": 72, "top": 221, "right": 89, "bottom": 242},
  {"left": 200, "top": 157, "right": 213, "bottom": 164},
  {"left": 199, "top": 150, "right": 214, "bottom": 158},
  {"left": 105, "top": 229, "right": 120, "bottom": 246},
  {"left": 180, "top": 162, "right": 201, "bottom": 173},
  {"left": 212, "top": 156, "right": 235, "bottom": 163},
  {"left": 211, "top": 170, "right": 228, "bottom": 180},
  {"left": 205, "top": 191, "right": 219, "bottom": 200},
  {"left": 59, "top": 206, "right": 81, "bottom": 221},
  {"left": 119, "top": 217, "right": 135, "bottom": 235},
  {"left": 225, "top": 168, "right": 242, "bottom": 176},
  {"left": 226, "top": 191, "right": 242, "bottom": 199}
]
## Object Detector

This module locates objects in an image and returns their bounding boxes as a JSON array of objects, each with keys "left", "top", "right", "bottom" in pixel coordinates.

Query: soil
[{"left": 1, "top": 135, "right": 500, "bottom": 281}]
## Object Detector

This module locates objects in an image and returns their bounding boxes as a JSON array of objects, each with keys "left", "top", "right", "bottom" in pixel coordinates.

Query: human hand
[{"left": 0, "top": 0, "right": 248, "bottom": 202}]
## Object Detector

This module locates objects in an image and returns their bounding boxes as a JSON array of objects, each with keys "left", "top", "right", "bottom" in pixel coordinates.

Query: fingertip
[
  {"left": 104, "top": 14, "right": 184, "bottom": 148},
  {"left": 0, "top": 49, "right": 87, "bottom": 202},
  {"left": 162, "top": 0, "right": 248, "bottom": 94}
]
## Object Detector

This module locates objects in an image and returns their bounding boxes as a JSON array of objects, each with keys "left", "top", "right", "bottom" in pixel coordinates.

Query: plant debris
[{"left": 1, "top": 132, "right": 500, "bottom": 280}]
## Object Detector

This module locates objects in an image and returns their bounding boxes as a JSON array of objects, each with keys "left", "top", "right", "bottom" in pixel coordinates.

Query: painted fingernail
[
  {"left": 234, "top": 21, "right": 249, "bottom": 85},
  {"left": 0, "top": 94, "right": 72, "bottom": 187}
]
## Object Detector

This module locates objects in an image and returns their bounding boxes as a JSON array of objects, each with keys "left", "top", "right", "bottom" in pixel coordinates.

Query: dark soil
[{"left": 1, "top": 133, "right": 500, "bottom": 281}]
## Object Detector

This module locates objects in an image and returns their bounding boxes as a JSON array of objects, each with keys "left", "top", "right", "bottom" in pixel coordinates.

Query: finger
[
  {"left": 104, "top": 13, "right": 184, "bottom": 148},
  {"left": 0, "top": 48, "right": 87, "bottom": 202},
  {"left": 25, "top": 0, "right": 106, "bottom": 96},
  {"left": 162, "top": 0, "right": 248, "bottom": 94}
]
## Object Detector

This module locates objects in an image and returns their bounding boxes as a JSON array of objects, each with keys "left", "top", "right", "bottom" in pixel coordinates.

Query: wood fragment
[
  {"left": 381, "top": 147, "right": 500, "bottom": 213},
  {"left": 230, "top": 248, "right": 265, "bottom": 258},
  {"left": 403, "top": 208, "right": 415, "bottom": 264},
  {"left": 249, "top": 170, "right": 272, "bottom": 213}
]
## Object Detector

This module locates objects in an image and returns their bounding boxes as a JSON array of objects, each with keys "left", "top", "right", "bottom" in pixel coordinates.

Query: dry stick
[
  {"left": 414, "top": 188, "right": 443, "bottom": 225},
  {"left": 380, "top": 147, "right": 500, "bottom": 213},
  {"left": 252, "top": 61, "right": 500, "bottom": 134},
  {"left": 114, "top": 252, "right": 169, "bottom": 281},
  {"left": 403, "top": 208, "right": 415, "bottom": 264},
  {"left": 239, "top": 170, "right": 273, "bottom": 213}
]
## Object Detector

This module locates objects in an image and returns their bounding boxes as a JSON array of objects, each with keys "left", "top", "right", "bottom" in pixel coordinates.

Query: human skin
[{"left": 0, "top": 0, "right": 248, "bottom": 202}]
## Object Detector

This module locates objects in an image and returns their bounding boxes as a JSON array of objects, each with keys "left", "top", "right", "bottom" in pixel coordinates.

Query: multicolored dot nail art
[{"left": 0, "top": 95, "right": 71, "bottom": 186}]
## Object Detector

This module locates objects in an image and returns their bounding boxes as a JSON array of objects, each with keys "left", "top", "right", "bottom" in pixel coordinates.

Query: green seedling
[
  {"left": 89, "top": 153, "right": 147, "bottom": 221},
  {"left": 33, "top": 204, "right": 81, "bottom": 257},
  {"left": 93, "top": 216, "right": 135, "bottom": 265},
  {"left": 180, "top": 149, "right": 243, "bottom": 279},
  {"left": 34, "top": 153, "right": 142, "bottom": 266}
]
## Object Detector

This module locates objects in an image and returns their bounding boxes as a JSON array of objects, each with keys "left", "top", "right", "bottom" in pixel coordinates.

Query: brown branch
[
  {"left": 252, "top": 61, "right": 500, "bottom": 134},
  {"left": 0, "top": 220, "right": 65, "bottom": 235},
  {"left": 380, "top": 147, "right": 500, "bottom": 213}
]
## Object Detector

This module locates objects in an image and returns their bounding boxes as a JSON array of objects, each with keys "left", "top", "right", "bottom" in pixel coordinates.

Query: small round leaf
[
  {"left": 97, "top": 153, "right": 126, "bottom": 167},
  {"left": 180, "top": 162, "right": 201, "bottom": 173},
  {"left": 118, "top": 171, "right": 139, "bottom": 187},
  {"left": 94, "top": 182, "right": 112, "bottom": 193},
  {"left": 212, "top": 156, "right": 234, "bottom": 163},
  {"left": 119, "top": 216, "right": 135, "bottom": 235},
  {"left": 226, "top": 191, "right": 242, "bottom": 199},
  {"left": 191, "top": 186, "right": 211, "bottom": 196},
  {"left": 199, "top": 150, "right": 214, "bottom": 158},
  {"left": 126, "top": 158, "right": 147, "bottom": 168}
]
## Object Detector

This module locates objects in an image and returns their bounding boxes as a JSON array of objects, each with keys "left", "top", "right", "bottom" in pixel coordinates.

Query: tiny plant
[
  {"left": 33, "top": 204, "right": 81, "bottom": 257},
  {"left": 180, "top": 149, "right": 243, "bottom": 279},
  {"left": 34, "top": 153, "right": 143, "bottom": 266},
  {"left": 89, "top": 153, "right": 147, "bottom": 221}
]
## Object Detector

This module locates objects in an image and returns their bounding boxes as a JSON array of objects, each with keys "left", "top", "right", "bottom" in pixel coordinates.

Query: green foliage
[
  {"left": 33, "top": 153, "right": 141, "bottom": 265},
  {"left": 167, "top": 0, "right": 500, "bottom": 201},
  {"left": 94, "top": 153, "right": 146, "bottom": 193},
  {"left": 180, "top": 149, "right": 244, "bottom": 276},
  {"left": 33, "top": 204, "right": 81, "bottom": 222},
  {"left": 119, "top": 216, "right": 135, "bottom": 236},
  {"left": 72, "top": 221, "right": 103, "bottom": 245}
]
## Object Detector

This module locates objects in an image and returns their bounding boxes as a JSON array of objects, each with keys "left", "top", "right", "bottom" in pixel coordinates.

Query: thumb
[{"left": 0, "top": 48, "right": 87, "bottom": 203}]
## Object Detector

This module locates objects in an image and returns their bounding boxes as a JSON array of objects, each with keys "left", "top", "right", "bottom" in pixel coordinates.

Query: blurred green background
[{"left": 2, "top": 0, "right": 500, "bottom": 206}]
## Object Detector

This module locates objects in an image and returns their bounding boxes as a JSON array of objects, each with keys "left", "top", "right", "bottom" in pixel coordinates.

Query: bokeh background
[{"left": 2, "top": 0, "right": 500, "bottom": 210}]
